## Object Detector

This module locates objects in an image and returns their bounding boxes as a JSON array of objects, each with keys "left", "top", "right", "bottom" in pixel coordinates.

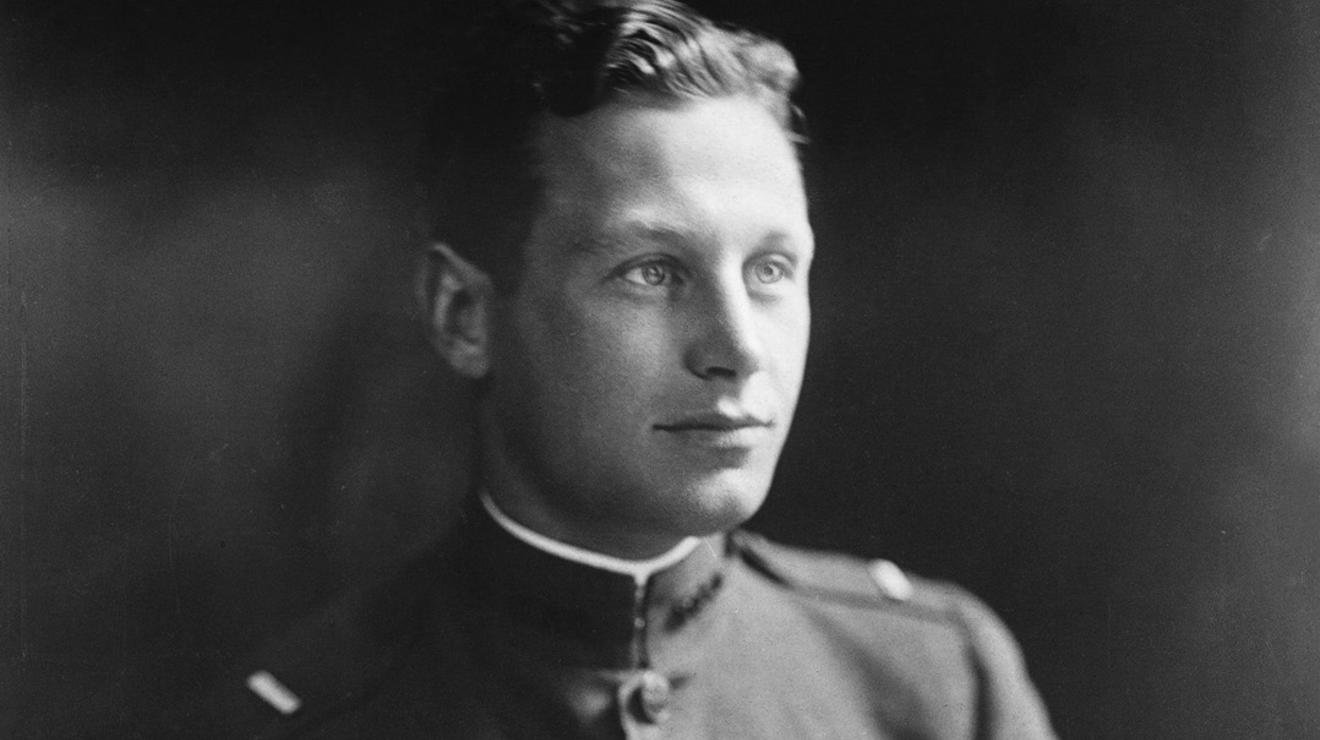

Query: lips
[
  {"left": 654, "top": 410, "right": 775, "bottom": 454},
  {"left": 654, "top": 410, "right": 773, "bottom": 433}
]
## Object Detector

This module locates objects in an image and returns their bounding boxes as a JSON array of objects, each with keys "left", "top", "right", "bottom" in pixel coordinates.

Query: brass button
[{"left": 637, "top": 670, "right": 672, "bottom": 724}]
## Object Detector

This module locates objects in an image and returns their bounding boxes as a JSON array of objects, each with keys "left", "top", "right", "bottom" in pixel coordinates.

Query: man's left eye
[{"left": 749, "top": 259, "right": 790, "bottom": 285}]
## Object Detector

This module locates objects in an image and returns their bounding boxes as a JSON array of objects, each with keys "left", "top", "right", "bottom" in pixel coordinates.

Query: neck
[
  {"left": 478, "top": 412, "right": 690, "bottom": 560},
  {"left": 482, "top": 475, "right": 688, "bottom": 560}
]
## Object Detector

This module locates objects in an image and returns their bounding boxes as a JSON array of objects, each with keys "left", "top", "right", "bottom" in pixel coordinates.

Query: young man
[{"left": 189, "top": 1, "right": 1056, "bottom": 736}]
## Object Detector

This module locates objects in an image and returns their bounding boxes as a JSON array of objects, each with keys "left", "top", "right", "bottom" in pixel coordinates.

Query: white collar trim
[{"left": 480, "top": 490, "right": 701, "bottom": 587}]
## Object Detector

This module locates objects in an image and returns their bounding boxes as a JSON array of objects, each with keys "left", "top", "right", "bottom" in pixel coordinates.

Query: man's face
[{"left": 483, "top": 95, "right": 813, "bottom": 555}]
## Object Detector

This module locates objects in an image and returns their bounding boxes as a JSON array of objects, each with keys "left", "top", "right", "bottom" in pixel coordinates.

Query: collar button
[{"left": 635, "top": 670, "right": 672, "bottom": 724}]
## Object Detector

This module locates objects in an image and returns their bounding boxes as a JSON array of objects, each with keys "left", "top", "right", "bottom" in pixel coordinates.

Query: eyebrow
[
  {"left": 570, "top": 220, "right": 697, "bottom": 256},
  {"left": 571, "top": 219, "right": 807, "bottom": 257}
]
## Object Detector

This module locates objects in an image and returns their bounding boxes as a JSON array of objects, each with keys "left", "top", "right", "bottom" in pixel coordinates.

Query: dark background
[{"left": 4, "top": 1, "right": 1319, "bottom": 737}]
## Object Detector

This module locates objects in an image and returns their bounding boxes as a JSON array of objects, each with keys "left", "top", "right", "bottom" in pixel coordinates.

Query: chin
[{"left": 652, "top": 471, "right": 772, "bottom": 537}]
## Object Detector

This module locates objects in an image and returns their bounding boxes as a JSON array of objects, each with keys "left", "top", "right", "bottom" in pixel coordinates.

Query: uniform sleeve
[{"left": 954, "top": 593, "right": 1057, "bottom": 740}]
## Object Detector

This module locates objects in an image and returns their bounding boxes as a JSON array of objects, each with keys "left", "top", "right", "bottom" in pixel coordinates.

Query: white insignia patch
[{"left": 246, "top": 670, "right": 302, "bottom": 716}]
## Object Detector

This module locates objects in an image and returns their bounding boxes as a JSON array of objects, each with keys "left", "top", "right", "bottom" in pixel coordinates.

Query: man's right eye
[{"left": 619, "top": 260, "right": 678, "bottom": 287}]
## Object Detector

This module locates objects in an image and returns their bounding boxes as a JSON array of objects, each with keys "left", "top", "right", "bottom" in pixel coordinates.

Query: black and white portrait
[{"left": 4, "top": 1, "right": 1319, "bottom": 737}]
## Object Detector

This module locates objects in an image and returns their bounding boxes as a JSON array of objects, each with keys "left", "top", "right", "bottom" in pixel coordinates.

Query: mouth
[
  {"left": 654, "top": 411, "right": 774, "bottom": 450},
  {"left": 655, "top": 412, "right": 772, "bottom": 432}
]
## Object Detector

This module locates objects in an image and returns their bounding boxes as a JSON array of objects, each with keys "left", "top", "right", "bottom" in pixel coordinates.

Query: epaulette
[{"left": 730, "top": 530, "right": 971, "bottom": 626}]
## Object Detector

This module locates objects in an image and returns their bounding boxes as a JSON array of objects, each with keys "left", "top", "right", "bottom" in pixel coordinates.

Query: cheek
[
  {"left": 519, "top": 294, "right": 676, "bottom": 410},
  {"left": 764, "top": 302, "right": 811, "bottom": 382},
  {"left": 560, "top": 291, "right": 674, "bottom": 363}
]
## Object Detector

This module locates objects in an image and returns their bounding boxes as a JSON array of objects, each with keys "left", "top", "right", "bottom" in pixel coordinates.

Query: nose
[{"left": 683, "top": 280, "right": 764, "bottom": 381}]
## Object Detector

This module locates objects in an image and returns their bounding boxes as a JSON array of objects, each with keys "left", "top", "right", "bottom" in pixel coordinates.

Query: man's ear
[{"left": 417, "top": 242, "right": 496, "bottom": 379}]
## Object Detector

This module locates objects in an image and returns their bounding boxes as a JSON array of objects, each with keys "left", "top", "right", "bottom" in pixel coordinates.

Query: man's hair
[{"left": 422, "top": 0, "right": 803, "bottom": 289}]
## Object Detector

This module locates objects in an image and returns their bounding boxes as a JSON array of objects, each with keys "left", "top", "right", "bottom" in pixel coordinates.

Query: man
[{"left": 182, "top": 1, "right": 1056, "bottom": 736}]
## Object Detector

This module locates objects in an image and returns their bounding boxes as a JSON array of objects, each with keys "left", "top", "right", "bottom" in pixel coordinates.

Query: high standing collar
[
  {"left": 447, "top": 495, "right": 731, "bottom": 669},
  {"left": 479, "top": 490, "right": 702, "bottom": 585}
]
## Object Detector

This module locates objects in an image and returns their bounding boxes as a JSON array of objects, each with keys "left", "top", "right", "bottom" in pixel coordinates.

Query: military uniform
[{"left": 177, "top": 499, "right": 1055, "bottom": 738}]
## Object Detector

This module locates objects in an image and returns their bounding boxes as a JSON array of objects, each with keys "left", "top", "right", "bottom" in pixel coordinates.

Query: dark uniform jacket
[{"left": 180, "top": 501, "right": 1056, "bottom": 738}]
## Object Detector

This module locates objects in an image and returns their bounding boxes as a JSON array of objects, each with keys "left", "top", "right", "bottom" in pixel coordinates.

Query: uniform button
[
  {"left": 637, "top": 670, "right": 672, "bottom": 724},
  {"left": 868, "top": 558, "right": 914, "bottom": 602}
]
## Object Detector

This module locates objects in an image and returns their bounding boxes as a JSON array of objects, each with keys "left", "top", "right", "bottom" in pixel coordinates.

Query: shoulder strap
[{"left": 732, "top": 531, "right": 967, "bottom": 625}]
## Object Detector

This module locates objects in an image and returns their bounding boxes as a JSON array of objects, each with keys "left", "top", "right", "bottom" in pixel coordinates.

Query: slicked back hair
[{"left": 421, "top": 0, "right": 803, "bottom": 290}]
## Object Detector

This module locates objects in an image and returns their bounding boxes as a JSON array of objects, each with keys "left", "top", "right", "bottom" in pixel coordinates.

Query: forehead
[{"left": 529, "top": 96, "right": 808, "bottom": 238}]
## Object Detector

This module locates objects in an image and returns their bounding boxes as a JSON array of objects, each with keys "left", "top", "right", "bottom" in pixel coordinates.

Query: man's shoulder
[
  {"left": 731, "top": 531, "right": 1056, "bottom": 739},
  {"left": 159, "top": 549, "right": 452, "bottom": 738}
]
